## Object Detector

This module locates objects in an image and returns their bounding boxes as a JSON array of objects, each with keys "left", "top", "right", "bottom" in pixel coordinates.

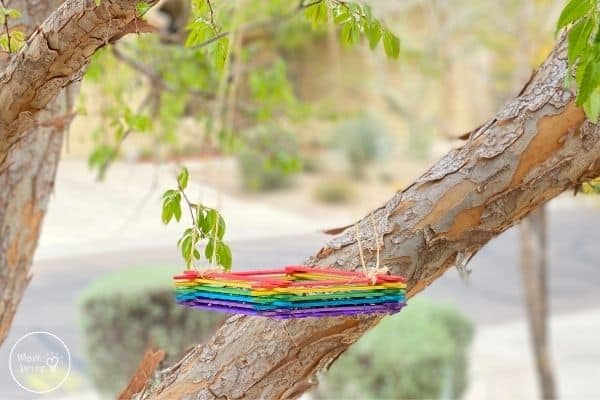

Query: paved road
[{"left": 1, "top": 207, "right": 599, "bottom": 398}]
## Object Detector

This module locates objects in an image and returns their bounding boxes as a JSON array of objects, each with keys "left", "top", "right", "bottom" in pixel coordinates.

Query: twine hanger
[{"left": 354, "top": 213, "right": 389, "bottom": 285}]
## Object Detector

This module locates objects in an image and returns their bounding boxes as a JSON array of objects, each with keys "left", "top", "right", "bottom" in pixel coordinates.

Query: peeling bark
[
  {"left": 0, "top": 101, "right": 66, "bottom": 344},
  {"left": 0, "top": 0, "right": 158, "bottom": 169},
  {"left": 0, "top": 0, "right": 157, "bottom": 345},
  {"left": 141, "top": 38, "right": 600, "bottom": 400},
  {"left": 0, "top": 0, "right": 76, "bottom": 346}
]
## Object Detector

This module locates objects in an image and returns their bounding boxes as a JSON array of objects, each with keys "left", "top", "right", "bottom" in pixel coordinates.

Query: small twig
[
  {"left": 179, "top": 186, "right": 198, "bottom": 224},
  {"left": 189, "top": 0, "right": 322, "bottom": 50},
  {"left": 178, "top": 183, "right": 201, "bottom": 270},
  {"left": 1, "top": 0, "right": 13, "bottom": 53},
  {"left": 111, "top": 45, "right": 216, "bottom": 100},
  {"left": 300, "top": 0, "right": 325, "bottom": 9},
  {"left": 206, "top": 0, "right": 217, "bottom": 29},
  {"left": 96, "top": 90, "right": 154, "bottom": 178}
]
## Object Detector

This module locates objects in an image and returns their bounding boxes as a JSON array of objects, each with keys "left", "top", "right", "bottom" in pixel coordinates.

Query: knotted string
[{"left": 354, "top": 213, "right": 389, "bottom": 285}]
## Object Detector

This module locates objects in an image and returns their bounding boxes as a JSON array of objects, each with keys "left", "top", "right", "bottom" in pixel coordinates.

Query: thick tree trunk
[
  {"left": 140, "top": 37, "right": 600, "bottom": 399},
  {"left": 0, "top": 96, "right": 69, "bottom": 344},
  {"left": 0, "top": 0, "right": 73, "bottom": 345},
  {"left": 0, "top": 0, "right": 157, "bottom": 345},
  {"left": 520, "top": 208, "right": 557, "bottom": 399}
]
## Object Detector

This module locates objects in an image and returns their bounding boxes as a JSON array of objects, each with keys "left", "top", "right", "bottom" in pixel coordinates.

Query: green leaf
[
  {"left": 195, "top": 205, "right": 205, "bottom": 230},
  {"left": 173, "top": 198, "right": 182, "bottom": 222},
  {"left": 556, "top": 0, "right": 592, "bottom": 33},
  {"left": 576, "top": 60, "right": 600, "bottom": 106},
  {"left": 124, "top": 107, "right": 151, "bottom": 132},
  {"left": 205, "top": 239, "right": 232, "bottom": 270},
  {"left": 205, "top": 238, "right": 216, "bottom": 262},
  {"left": 305, "top": 1, "right": 328, "bottom": 29},
  {"left": 215, "top": 213, "right": 226, "bottom": 240},
  {"left": 212, "top": 38, "right": 229, "bottom": 70},
  {"left": 162, "top": 189, "right": 178, "bottom": 199},
  {"left": 3, "top": 8, "right": 21, "bottom": 19},
  {"left": 203, "top": 208, "right": 226, "bottom": 239},
  {"left": 366, "top": 20, "right": 382, "bottom": 50},
  {"left": 185, "top": 19, "right": 215, "bottom": 47},
  {"left": 217, "top": 243, "right": 232, "bottom": 270},
  {"left": 177, "top": 167, "right": 189, "bottom": 190},
  {"left": 383, "top": 30, "right": 400, "bottom": 59},
  {"left": 162, "top": 200, "right": 173, "bottom": 225},
  {"left": 200, "top": 208, "right": 213, "bottom": 234},
  {"left": 583, "top": 88, "right": 600, "bottom": 122},
  {"left": 568, "top": 17, "right": 593, "bottom": 64},
  {"left": 180, "top": 235, "right": 193, "bottom": 266},
  {"left": 333, "top": 9, "right": 351, "bottom": 24},
  {"left": 136, "top": 1, "right": 150, "bottom": 16},
  {"left": 88, "top": 144, "right": 116, "bottom": 177},
  {"left": 340, "top": 20, "right": 360, "bottom": 46},
  {"left": 178, "top": 228, "right": 193, "bottom": 246},
  {"left": 161, "top": 190, "right": 181, "bottom": 224}
]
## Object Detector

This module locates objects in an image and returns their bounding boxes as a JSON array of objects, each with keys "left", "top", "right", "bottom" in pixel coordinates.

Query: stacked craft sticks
[{"left": 174, "top": 265, "right": 407, "bottom": 319}]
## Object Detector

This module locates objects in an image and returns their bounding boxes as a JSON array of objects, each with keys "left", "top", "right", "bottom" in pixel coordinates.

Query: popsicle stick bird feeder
[{"left": 173, "top": 265, "right": 407, "bottom": 318}]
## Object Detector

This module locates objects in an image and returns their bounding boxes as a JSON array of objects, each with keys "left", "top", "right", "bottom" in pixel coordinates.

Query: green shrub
[
  {"left": 78, "top": 266, "right": 225, "bottom": 396},
  {"left": 315, "top": 298, "right": 474, "bottom": 400},
  {"left": 302, "top": 154, "right": 322, "bottom": 173},
  {"left": 313, "top": 179, "right": 355, "bottom": 204},
  {"left": 237, "top": 124, "right": 301, "bottom": 192},
  {"left": 332, "top": 116, "right": 392, "bottom": 179}
]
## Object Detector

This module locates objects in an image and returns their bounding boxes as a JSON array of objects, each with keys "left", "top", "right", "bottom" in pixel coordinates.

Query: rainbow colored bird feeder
[{"left": 173, "top": 265, "right": 407, "bottom": 319}]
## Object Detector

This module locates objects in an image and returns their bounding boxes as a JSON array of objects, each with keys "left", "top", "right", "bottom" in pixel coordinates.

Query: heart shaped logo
[{"left": 46, "top": 356, "right": 59, "bottom": 372}]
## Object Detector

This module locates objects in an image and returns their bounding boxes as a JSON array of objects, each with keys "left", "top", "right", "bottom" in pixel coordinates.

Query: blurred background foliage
[
  {"left": 74, "top": 0, "right": 563, "bottom": 194},
  {"left": 315, "top": 298, "right": 474, "bottom": 400},
  {"left": 78, "top": 265, "right": 225, "bottom": 396}
]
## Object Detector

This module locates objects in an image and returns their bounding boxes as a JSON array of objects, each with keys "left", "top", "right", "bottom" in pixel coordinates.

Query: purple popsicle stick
[{"left": 178, "top": 299, "right": 405, "bottom": 318}]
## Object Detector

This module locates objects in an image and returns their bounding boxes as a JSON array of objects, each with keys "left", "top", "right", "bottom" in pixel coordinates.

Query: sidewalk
[
  {"left": 36, "top": 159, "right": 325, "bottom": 261},
  {"left": 466, "top": 308, "right": 600, "bottom": 400}
]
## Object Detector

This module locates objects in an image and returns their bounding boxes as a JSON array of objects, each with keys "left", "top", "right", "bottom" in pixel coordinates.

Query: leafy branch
[
  {"left": 306, "top": 0, "right": 400, "bottom": 58},
  {"left": 111, "top": 45, "right": 216, "bottom": 100},
  {"left": 186, "top": 0, "right": 400, "bottom": 60},
  {"left": 558, "top": 0, "right": 600, "bottom": 121},
  {"left": 185, "top": 0, "right": 316, "bottom": 52},
  {"left": 88, "top": 90, "right": 154, "bottom": 179},
  {"left": 0, "top": 2, "right": 25, "bottom": 53},
  {"left": 162, "top": 167, "right": 232, "bottom": 271}
]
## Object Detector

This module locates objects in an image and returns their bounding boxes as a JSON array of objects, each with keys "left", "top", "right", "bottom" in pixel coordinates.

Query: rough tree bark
[
  {"left": 139, "top": 38, "right": 600, "bottom": 399},
  {"left": 0, "top": 0, "right": 72, "bottom": 345},
  {"left": 0, "top": 0, "right": 157, "bottom": 345}
]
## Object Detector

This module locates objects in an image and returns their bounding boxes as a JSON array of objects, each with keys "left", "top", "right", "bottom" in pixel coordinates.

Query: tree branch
[
  {"left": 0, "top": 0, "right": 13, "bottom": 53},
  {"left": 141, "top": 36, "right": 600, "bottom": 400},
  {"left": 188, "top": 0, "right": 322, "bottom": 50},
  {"left": 111, "top": 45, "right": 216, "bottom": 99},
  {"left": 0, "top": 0, "right": 160, "bottom": 170}
]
